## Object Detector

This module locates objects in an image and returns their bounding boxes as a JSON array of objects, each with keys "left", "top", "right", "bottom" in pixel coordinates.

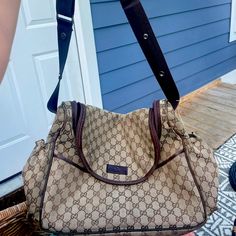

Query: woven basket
[
  {"left": 0, "top": 194, "right": 49, "bottom": 236},
  {"left": 0, "top": 201, "right": 34, "bottom": 236}
]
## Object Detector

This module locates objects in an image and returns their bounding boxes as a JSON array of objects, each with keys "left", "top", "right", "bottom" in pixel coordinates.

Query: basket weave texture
[{"left": 0, "top": 201, "right": 49, "bottom": 236}]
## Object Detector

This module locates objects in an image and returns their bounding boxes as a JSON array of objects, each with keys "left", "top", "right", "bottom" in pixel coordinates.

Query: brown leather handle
[{"left": 73, "top": 102, "right": 161, "bottom": 185}]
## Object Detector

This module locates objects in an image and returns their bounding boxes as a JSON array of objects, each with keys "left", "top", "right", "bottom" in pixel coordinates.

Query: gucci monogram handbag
[{"left": 22, "top": 0, "right": 219, "bottom": 235}]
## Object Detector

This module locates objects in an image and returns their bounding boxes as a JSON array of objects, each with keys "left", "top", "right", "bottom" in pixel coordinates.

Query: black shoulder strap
[
  {"left": 120, "top": 0, "right": 179, "bottom": 109},
  {"left": 47, "top": 0, "right": 75, "bottom": 113},
  {"left": 47, "top": 0, "right": 179, "bottom": 113}
]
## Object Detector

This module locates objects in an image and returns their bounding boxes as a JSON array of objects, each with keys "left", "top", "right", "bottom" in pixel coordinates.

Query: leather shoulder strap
[
  {"left": 47, "top": 0, "right": 179, "bottom": 113},
  {"left": 47, "top": 0, "right": 75, "bottom": 113},
  {"left": 120, "top": 0, "right": 179, "bottom": 109}
]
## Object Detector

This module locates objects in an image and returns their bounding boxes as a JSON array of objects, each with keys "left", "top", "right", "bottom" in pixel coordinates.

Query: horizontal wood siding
[{"left": 90, "top": 0, "right": 236, "bottom": 112}]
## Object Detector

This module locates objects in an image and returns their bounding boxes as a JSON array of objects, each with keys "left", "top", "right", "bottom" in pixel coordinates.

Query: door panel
[
  {"left": 23, "top": 0, "right": 55, "bottom": 25},
  {"left": 0, "top": 1, "right": 85, "bottom": 181}
]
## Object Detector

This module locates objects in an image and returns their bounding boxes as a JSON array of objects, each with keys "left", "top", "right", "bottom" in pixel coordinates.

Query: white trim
[
  {"left": 221, "top": 69, "right": 236, "bottom": 84},
  {"left": 230, "top": 0, "right": 236, "bottom": 42},
  {"left": 73, "top": 1, "right": 103, "bottom": 108}
]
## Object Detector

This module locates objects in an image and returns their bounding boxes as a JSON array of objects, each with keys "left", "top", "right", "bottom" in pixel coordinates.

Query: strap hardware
[
  {"left": 57, "top": 14, "right": 73, "bottom": 23},
  {"left": 143, "top": 33, "right": 149, "bottom": 40},
  {"left": 159, "top": 71, "right": 165, "bottom": 77},
  {"left": 60, "top": 32, "right": 67, "bottom": 40}
]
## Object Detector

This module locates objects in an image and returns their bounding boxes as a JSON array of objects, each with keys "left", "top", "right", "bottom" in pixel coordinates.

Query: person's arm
[{"left": 0, "top": 0, "right": 21, "bottom": 83}]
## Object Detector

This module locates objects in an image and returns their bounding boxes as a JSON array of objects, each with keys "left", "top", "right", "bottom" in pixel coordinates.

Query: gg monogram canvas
[{"left": 22, "top": 100, "right": 218, "bottom": 235}]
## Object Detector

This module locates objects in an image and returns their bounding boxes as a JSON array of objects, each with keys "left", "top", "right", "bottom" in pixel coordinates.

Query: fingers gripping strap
[{"left": 47, "top": 0, "right": 180, "bottom": 113}]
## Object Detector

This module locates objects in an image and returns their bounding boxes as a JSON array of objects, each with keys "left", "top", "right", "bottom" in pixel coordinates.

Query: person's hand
[{"left": 0, "top": 0, "right": 21, "bottom": 83}]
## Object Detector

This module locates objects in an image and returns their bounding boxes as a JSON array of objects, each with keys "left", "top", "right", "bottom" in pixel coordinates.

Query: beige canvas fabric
[{"left": 22, "top": 100, "right": 218, "bottom": 235}]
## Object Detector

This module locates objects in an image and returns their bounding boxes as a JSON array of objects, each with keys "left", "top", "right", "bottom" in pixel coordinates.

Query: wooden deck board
[
  {"left": 204, "top": 89, "right": 236, "bottom": 101},
  {"left": 179, "top": 81, "right": 236, "bottom": 149},
  {"left": 179, "top": 100, "right": 236, "bottom": 127},
  {"left": 213, "top": 87, "right": 236, "bottom": 96},
  {"left": 219, "top": 82, "right": 236, "bottom": 90},
  {"left": 193, "top": 94, "right": 236, "bottom": 116},
  {"left": 179, "top": 107, "right": 234, "bottom": 134}
]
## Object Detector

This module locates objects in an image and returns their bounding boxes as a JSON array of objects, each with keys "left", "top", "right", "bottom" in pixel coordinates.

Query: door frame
[
  {"left": 74, "top": 1, "right": 103, "bottom": 108},
  {"left": 230, "top": 0, "right": 236, "bottom": 42}
]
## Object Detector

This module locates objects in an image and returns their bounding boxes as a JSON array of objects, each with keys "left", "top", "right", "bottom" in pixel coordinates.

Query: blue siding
[{"left": 90, "top": 0, "right": 236, "bottom": 112}]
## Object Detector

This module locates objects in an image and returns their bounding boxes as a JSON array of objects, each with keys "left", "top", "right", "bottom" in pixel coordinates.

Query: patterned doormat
[{"left": 196, "top": 134, "right": 236, "bottom": 235}]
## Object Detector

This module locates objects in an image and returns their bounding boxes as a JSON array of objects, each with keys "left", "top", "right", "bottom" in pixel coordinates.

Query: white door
[{"left": 0, "top": 0, "right": 85, "bottom": 181}]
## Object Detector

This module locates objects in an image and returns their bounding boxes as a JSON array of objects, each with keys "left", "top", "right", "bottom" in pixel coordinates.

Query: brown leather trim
[
  {"left": 76, "top": 103, "right": 86, "bottom": 149},
  {"left": 71, "top": 101, "right": 78, "bottom": 134},
  {"left": 39, "top": 133, "right": 61, "bottom": 228},
  {"left": 75, "top": 107, "right": 161, "bottom": 185},
  {"left": 55, "top": 154, "right": 88, "bottom": 173},
  {"left": 39, "top": 102, "right": 68, "bottom": 229},
  {"left": 156, "top": 149, "right": 184, "bottom": 169},
  {"left": 153, "top": 100, "right": 162, "bottom": 139},
  {"left": 149, "top": 108, "right": 161, "bottom": 169},
  {"left": 56, "top": 149, "right": 185, "bottom": 182},
  {"left": 163, "top": 99, "right": 207, "bottom": 222},
  {"left": 184, "top": 148, "right": 208, "bottom": 224}
]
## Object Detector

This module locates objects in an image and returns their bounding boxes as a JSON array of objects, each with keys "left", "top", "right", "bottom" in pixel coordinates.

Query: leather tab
[
  {"left": 56, "top": 0, "right": 75, "bottom": 18},
  {"left": 106, "top": 164, "right": 128, "bottom": 175},
  {"left": 57, "top": 18, "right": 73, "bottom": 76},
  {"left": 47, "top": 80, "right": 61, "bottom": 113}
]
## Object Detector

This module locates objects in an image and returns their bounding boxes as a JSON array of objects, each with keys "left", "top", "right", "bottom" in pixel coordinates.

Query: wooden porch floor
[{"left": 178, "top": 80, "right": 236, "bottom": 149}]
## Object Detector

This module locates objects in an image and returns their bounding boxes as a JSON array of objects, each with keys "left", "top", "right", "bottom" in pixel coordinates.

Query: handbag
[{"left": 22, "top": 0, "right": 219, "bottom": 235}]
